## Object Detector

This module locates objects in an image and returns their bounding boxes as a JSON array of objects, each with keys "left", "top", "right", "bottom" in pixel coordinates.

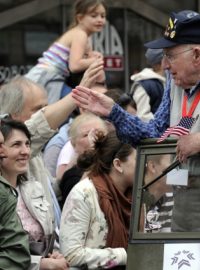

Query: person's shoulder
[
  {"left": 71, "top": 26, "right": 88, "bottom": 35},
  {"left": 20, "top": 178, "right": 44, "bottom": 195},
  {"left": 65, "top": 177, "right": 96, "bottom": 208},
  {"left": 70, "top": 177, "right": 96, "bottom": 197},
  {"left": 0, "top": 176, "right": 13, "bottom": 191},
  {"left": 0, "top": 176, "right": 17, "bottom": 205},
  {"left": 70, "top": 27, "right": 88, "bottom": 42},
  {"left": 56, "top": 26, "right": 89, "bottom": 49},
  {"left": 73, "top": 177, "right": 93, "bottom": 189}
]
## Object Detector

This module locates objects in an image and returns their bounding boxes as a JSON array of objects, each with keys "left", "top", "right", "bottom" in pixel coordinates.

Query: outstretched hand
[{"left": 72, "top": 86, "right": 115, "bottom": 117}]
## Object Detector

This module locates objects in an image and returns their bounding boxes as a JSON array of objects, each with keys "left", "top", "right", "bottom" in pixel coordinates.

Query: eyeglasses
[
  {"left": 163, "top": 48, "right": 193, "bottom": 63},
  {"left": 0, "top": 114, "right": 9, "bottom": 120},
  {"left": 0, "top": 114, "right": 10, "bottom": 125}
]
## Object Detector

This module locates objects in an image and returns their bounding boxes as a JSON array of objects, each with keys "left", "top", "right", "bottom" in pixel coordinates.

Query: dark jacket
[
  {"left": 0, "top": 176, "right": 31, "bottom": 270},
  {"left": 59, "top": 165, "right": 83, "bottom": 209}
]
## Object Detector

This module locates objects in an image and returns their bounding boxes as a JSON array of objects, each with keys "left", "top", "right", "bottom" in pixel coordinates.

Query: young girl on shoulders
[{"left": 26, "top": 0, "right": 106, "bottom": 103}]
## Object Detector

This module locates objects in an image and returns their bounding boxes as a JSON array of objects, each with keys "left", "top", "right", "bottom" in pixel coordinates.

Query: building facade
[{"left": 0, "top": 0, "right": 199, "bottom": 90}]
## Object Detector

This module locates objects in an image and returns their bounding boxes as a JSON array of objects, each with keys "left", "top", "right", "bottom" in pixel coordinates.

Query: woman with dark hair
[
  {"left": 0, "top": 116, "right": 31, "bottom": 270},
  {"left": 60, "top": 130, "right": 136, "bottom": 269},
  {"left": 0, "top": 119, "right": 68, "bottom": 270}
]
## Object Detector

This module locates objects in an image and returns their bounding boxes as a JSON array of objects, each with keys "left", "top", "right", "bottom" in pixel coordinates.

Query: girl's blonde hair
[
  {"left": 68, "top": 0, "right": 106, "bottom": 29},
  {"left": 69, "top": 112, "right": 107, "bottom": 145}
]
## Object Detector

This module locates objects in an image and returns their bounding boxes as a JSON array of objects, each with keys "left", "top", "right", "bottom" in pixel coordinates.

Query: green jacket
[{"left": 0, "top": 176, "right": 31, "bottom": 270}]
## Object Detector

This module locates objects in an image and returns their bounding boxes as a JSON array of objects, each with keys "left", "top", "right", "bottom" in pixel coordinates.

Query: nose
[
  {"left": 162, "top": 56, "right": 171, "bottom": 70},
  {"left": 20, "top": 144, "right": 30, "bottom": 155},
  {"left": 97, "top": 15, "right": 105, "bottom": 23}
]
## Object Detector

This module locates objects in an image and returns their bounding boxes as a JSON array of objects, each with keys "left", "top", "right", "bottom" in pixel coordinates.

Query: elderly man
[
  {"left": 72, "top": 10, "right": 200, "bottom": 232},
  {"left": 0, "top": 76, "right": 77, "bottom": 227},
  {"left": 0, "top": 59, "right": 104, "bottom": 228},
  {"left": 0, "top": 116, "right": 31, "bottom": 270}
]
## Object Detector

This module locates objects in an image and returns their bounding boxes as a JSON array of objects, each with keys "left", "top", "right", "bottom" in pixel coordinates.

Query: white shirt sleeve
[{"left": 56, "top": 141, "right": 76, "bottom": 168}]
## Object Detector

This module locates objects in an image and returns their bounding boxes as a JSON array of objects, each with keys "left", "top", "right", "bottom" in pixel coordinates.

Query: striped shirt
[
  {"left": 145, "top": 192, "right": 174, "bottom": 233},
  {"left": 38, "top": 42, "right": 70, "bottom": 76},
  {"left": 156, "top": 192, "right": 174, "bottom": 232}
]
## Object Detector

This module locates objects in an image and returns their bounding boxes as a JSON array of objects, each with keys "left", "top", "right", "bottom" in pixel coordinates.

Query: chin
[
  {"left": 173, "top": 78, "right": 180, "bottom": 85},
  {"left": 174, "top": 79, "right": 185, "bottom": 88},
  {"left": 95, "top": 27, "right": 103, "bottom": 32},
  {"left": 179, "top": 82, "right": 192, "bottom": 89},
  {"left": 174, "top": 77, "right": 193, "bottom": 89},
  {"left": 17, "top": 168, "right": 28, "bottom": 174}
]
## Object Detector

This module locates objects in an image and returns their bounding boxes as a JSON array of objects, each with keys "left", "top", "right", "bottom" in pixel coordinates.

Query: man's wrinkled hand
[{"left": 176, "top": 133, "right": 200, "bottom": 162}]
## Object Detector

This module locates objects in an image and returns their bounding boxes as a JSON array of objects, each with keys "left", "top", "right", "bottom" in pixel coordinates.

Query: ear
[
  {"left": 146, "top": 160, "right": 156, "bottom": 174},
  {"left": 193, "top": 46, "right": 200, "bottom": 63},
  {"left": 76, "top": 14, "right": 84, "bottom": 24},
  {"left": 70, "top": 138, "right": 76, "bottom": 148},
  {"left": 79, "top": 108, "right": 86, "bottom": 114},
  {"left": 113, "top": 158, "right": 123, "bottom": 173},
  {"left": 11, "top": 113, "right": 20, "bottom": 121}
]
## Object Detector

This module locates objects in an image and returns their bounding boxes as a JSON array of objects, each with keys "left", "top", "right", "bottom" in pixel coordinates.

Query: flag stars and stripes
[{"left": 157, "top": 116, "right": 198, "bottom": 143}]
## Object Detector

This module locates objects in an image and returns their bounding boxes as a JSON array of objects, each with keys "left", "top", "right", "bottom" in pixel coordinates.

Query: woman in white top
[{"left": 60, "top": 130, "right": 136, "bottom": 269}]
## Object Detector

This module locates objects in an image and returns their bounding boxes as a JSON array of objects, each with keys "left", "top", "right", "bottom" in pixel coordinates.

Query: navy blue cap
[{"left": 145, "top": 10, "right": 200, "bottom": 49}]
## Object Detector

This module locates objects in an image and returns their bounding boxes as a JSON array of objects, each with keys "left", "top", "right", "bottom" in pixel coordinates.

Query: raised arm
[
  {"left": 69, "top": 31, "right": 103, "bottom": 72},
  {"left": 72, "top": 76, "right": 171, "bottom": 146},
  {"left": 79, "top": 59, "right": 105, "bottom": 88},
  {"left": 72, "top": 86, "right": 114, "bottom": 116},
  {"left": 42, "top": 93, "right": 76, "bottom": 130}
]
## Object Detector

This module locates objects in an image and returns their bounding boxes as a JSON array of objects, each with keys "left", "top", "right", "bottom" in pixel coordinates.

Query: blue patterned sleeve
[{"left": 107, "top": 74, "right": 171, "bottom": 147}]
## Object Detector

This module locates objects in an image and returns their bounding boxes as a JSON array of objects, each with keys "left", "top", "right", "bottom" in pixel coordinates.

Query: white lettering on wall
[
  {"left": 110, "top": 25, "right": 123, "bottom": 55},
  {"left": 93, "top": 21, "right": 123, "bottom": 55},
  {"left": 0, "top": 65, "right": 33, "bottom": 84}
]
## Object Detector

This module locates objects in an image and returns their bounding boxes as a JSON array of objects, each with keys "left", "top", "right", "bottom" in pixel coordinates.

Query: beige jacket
[
  {"left": 25, "top": 110, "right": 57, "bottom": 219},
  {"left": 19, "top": 178, "right": 55, "bottom": 269},
  {"left": 25, "top": 110, "right": 58, "bottom": 270}
]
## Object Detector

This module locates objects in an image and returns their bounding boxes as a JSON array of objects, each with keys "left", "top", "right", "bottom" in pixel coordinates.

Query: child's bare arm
[{"left": 69, "top": 30, "right": 102, "bottom": 72}]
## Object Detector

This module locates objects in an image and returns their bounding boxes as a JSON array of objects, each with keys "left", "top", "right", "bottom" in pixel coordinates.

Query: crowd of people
[{"left": 1, "top": 1, "right": 200, "bottom": 269}]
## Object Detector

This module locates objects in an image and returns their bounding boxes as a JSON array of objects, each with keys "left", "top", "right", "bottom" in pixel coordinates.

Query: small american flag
[{"left": 157, "top": 116, "right": 198, "bottom": 143}]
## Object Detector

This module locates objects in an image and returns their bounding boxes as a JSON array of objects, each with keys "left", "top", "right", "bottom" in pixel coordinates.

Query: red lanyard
[{"left": 182, "top": 91, "right": 200, "bottom": 117}]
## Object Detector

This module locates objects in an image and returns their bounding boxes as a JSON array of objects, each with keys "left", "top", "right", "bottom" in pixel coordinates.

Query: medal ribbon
[{"left": 182, "top": 91, "right": 200, "bottom": 117}]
